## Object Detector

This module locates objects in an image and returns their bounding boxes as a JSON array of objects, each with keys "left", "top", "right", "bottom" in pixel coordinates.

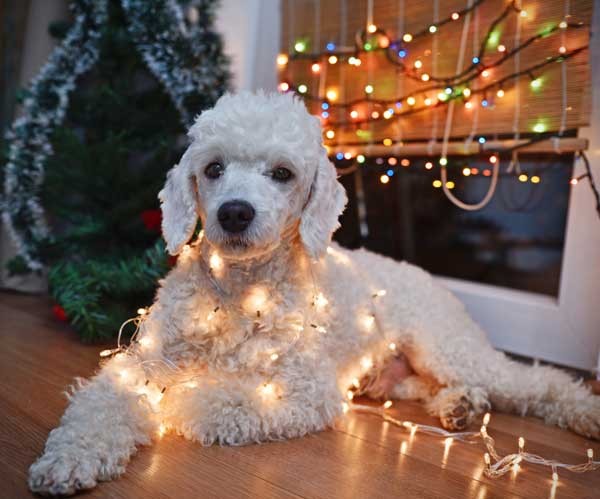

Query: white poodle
[{"left": 29, "top": 92, "right": 600, "bottom": 495}]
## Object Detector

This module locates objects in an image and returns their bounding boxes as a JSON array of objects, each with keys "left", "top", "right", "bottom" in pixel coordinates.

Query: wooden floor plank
[{"left": 1, "top": 292, "right": 599, "bottom": 499}]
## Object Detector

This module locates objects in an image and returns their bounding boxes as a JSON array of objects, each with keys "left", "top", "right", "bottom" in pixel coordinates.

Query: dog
[{"left": 29, "top": 91, "right": 600, "bottom": 495}]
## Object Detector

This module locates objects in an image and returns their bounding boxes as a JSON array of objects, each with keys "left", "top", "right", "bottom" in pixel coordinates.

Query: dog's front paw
[{"left": 28, "top": 452, "right": 99, "bottom": 496}]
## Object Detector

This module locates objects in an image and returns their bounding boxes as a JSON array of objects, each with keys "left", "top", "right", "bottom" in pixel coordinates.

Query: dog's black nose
[{"left": 217, "top": 200, "right": 255, "bottom": 233}]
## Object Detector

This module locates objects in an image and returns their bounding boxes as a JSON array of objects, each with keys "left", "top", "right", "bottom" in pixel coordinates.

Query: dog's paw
[
  {"left": 566, "top": 396, "right": 600, "bottom": 440},
  {"left": 28, "top": 452, "right": 99, "bottom": 496},
  {"left": 439, "top": 395, "right": 475, "bottom": 431}
]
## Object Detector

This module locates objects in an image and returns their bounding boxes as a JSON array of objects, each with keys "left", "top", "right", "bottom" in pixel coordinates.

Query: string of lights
[
  {"left": 284, "top": 45, "right": 587, "bottom": 130},
  {"left": 350, "top": 401, "right": 600, "bottom": 484},
  {"left": 97, "top": 250, "right": 600, "bottom": 485}
]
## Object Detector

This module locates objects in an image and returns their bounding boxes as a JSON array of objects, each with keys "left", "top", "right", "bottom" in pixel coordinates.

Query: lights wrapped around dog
[{"left": 101, "top": 252, "right": 600, "bottom": 486}]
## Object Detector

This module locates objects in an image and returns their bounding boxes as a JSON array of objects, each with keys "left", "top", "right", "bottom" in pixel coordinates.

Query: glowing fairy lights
[{"left": 100, "top": 266, "right": 600, "bottom": 490}]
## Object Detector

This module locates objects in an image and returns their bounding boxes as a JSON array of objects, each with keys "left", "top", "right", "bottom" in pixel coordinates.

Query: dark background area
[{"left": 334, "top": 152, "right": 573, "bottom": 297}]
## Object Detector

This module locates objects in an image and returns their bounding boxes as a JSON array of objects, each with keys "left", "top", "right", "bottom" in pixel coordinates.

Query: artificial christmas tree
[{"left": 2, "top": 0, "right": 229, "bottom": 340}]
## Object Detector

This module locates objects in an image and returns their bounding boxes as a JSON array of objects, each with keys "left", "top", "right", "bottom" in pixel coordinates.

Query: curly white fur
[{"left": 29, "top": 92, "right": 600, "bottom": 495}]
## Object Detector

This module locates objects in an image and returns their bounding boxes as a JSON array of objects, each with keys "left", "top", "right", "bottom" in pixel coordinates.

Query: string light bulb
[
  {"left": 209, "top": 253, "right": 222, "bottom": 272},
  {"left": 421, "top": 73, "right": 430, "bottom": 82},
  {"left": 328, "top": 55, "right": 338, "bottom": 64},
  {"left": 364, "top": 84, "right": 374, "bottom": 94},
  {"left": 276, "top": 54, "right": 288, "bottom": 66},
  {"left": 388, "top": 342, "right": 397, "bottom": 351},
  {"left": 451, "top": 12, "right": 460, "bottom": 20},
  {"left": 463, "top": 88, "right": 472, "bottom": 97},
  {"left": 367, "top": 24, "right": 377, "bottom": 34},
  {"left": 294, "top": 40, "right": 306, "bottom": 53},
  {"left": 429, "top": 25, "right": 437, "bottom": 33},
  {"left": 278, "top": 82, "right": 289, "bottom": 92},
  {"left": 425, "top": 161, "right": 433, "bottom": 170},
  {"left": 313, "top": 292, "right": 329, "bottom": 309},
  {"left": 360, "top": 356, "right": 373, "bottom": 370},
  {"left": 383, "top": 400, "right": 393, "bottom": 409},
  {"left": 311, "top": 62, "right": 321, "bottom": 74},
  {"left": 407, "top": 96, "right": 416, "bottom": 106},
  {"left": 297, "top": 84, "right": 308, "bottom": 94},
  {"left": 402, "top": 33, "right": 413, "bottom": 42},
  {"left": 325, "top": 130, "right": 335, "bottom": 139},
  {"left": 350, "top": 109, "right": 359, "bottom": 119},
  {"left": 326, "top": 88, "right": 338, "bottom": 101},
  {"left": 380, "top": 174, "right": 390, "bottom": 184},
  {"left": 137, "top": 307, "right": 147, "bottom": 316},
  {"left": 497, "top": 88, "right": 505, "bottom": 98}
]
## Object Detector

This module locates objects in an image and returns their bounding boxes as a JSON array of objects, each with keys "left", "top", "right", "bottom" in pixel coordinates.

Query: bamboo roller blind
[{"left": 280, "top": 0, "right": 593, "bottom": 147}]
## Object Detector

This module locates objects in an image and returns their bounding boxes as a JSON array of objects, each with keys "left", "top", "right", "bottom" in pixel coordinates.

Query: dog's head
[{"left": 159, "top": 91, "right": 347, "bottom": 260}]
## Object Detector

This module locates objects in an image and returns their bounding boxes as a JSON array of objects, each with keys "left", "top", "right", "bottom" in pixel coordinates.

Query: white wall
[{"left": 216, "top": 0, "right": 280, "bottom": 92}]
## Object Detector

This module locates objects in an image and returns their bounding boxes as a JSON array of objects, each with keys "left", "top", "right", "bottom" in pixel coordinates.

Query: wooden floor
[{"left": 1, "top": 292, "right": 598, "bottom": 499}]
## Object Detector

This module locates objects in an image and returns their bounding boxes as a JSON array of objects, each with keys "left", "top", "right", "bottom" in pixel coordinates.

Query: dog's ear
[
  {"left": 159, "top": 153, "right": 199, "bottom": 255},
  {"left": 299, "top": 150, "right": 347, "bottom": 260}
]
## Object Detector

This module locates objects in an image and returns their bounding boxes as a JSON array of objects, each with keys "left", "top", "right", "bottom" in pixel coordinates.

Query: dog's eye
[
  {"left": 271, "top": 166, "right": 293, "bottom": 182},
  {"left": 205, "top": 162, "right": 224, "bottom": 179}
]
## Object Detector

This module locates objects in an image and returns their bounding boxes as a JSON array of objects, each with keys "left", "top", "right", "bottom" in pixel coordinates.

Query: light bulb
[
  {"left": 360, "top": 356, "right": 373, "bottom": 370},
  {"left": 270, "top": 353, "right": 279, "bottom": 361},
  {"left": 209, "top": 253, "right": 222, "bottom": 271},
  {"left": 294, "top": 40, "right": 306, "bottom": 52},
  {"left": 421, "top": 73, "right": 430, "bottom": 82},
  {"left": 297, "top": 84, "right": 308, "bottom": 94},
  {"left": 350, "top": 110, "right": 359, "bottom": 119},
  {"left": 429, "top": 25, "right": 437, "bottom": 33},
  {"left": 497, "top": 88, "right": 505, "bottom": 98},
  {"left": 277, "top": 54, "right": 288, "bottom": 66},
  {"left": 439, "top": 157, "right": 448, "bottom": 166},
  {"left": 326, "top": 88, "right": 338, "bottom": 101},
  {"left": 328, "top": 55, "right": 338, "bottom": 64},
  {"left": 139, "top": 336, "right": 153, "bottom": 349},
  {"left": 403, "top": 33, "right": 413, "bottom": 42},
  {"left": 137, "top": 307, "right": 147, "bottom": 316},
  {"left": 388, "top": 342, "right": 397, "bottom": 351},
  {"left": 425, "top": 161, "right": 433, "bottom": 170},
  {"left": 364, "top": 84, "right": 374, "bottom": 94},
  {"left": 363, "top": 314, "right": 375, "bottom": 329},
  {"left": 380, "top": 174, "right": 390, "bottom": 184},
  {"left": 432, "top": 180, "right": 442, "bottom": 188},
  {"left": 325, "top": 130, "right": 335, "bottom": 139},
  {"left": 311, "top": 62, "right": 321, "bottom": 73},
  {"left": 367, "top": 24, "right": 377, "bottom": 33},
  {"left": 451, "top": 12, "right": 459, "bottom": 20},
  {"left": 278, "top": 82, "right": 289, "bottom": 92},
  {"left": 407, "top": 96, "right": 416, "bottom": 106},
  {"left": 462, "top": 167, "right": 471, "bottom": 176},
  {"left": 383, "top": 400, "right": 393, "bottom": 409}
]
